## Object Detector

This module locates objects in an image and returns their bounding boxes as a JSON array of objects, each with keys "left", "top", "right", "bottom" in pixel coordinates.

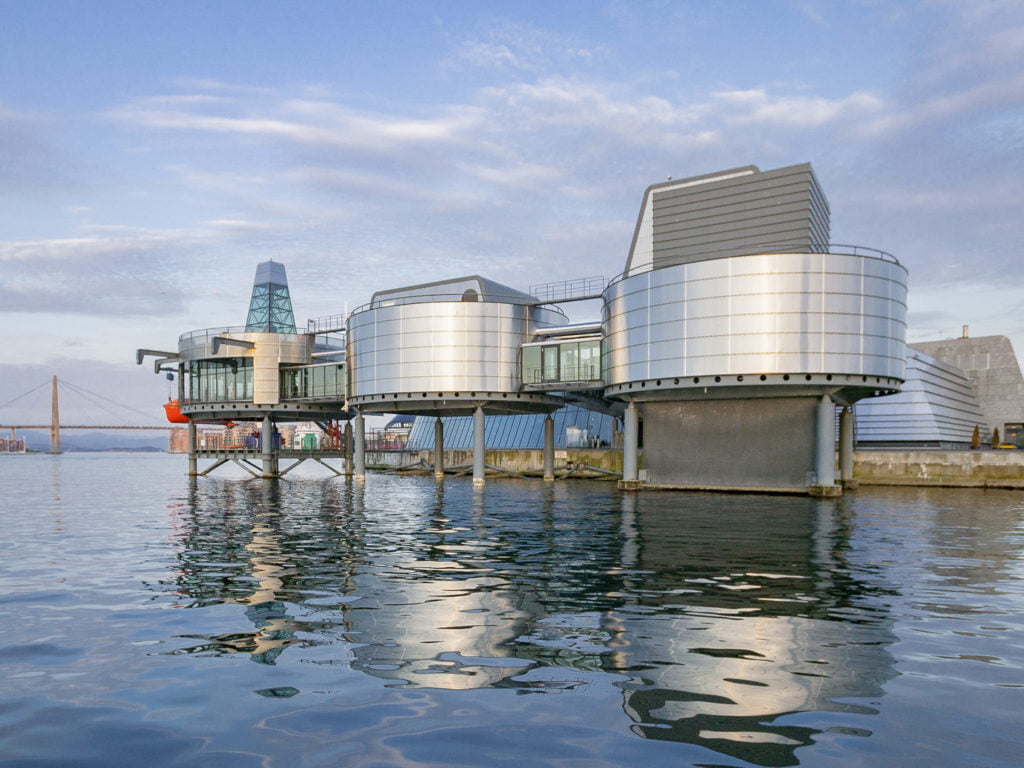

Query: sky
[{"left": 2, "top": 0, "right": 1023, "bottom": 427}]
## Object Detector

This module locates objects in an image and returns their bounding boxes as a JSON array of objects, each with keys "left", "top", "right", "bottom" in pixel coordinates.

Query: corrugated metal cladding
[
  {"left": 405, "top": 405, "right": 615, "bottom": 450},
  {"left": 651, "top": 163, "right": 830, "bottom": 268},
  {"left": 855, "top": 350, "right": 987, "bottom": 447}
]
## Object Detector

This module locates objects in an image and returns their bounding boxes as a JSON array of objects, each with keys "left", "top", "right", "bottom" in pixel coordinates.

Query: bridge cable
[
  {"left": 58, "top": 378, "right": 165, "bottom": 423},
  {"left": 0, "top": 380, "right": 51, "bottom": 412},
  {"left": 58, "top": 380, "right": 144, "bottom": 427}
]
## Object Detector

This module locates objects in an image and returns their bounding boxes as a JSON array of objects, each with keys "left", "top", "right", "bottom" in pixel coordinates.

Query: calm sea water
[{"left": 0, "top": 453, "right": 1021, "bottom": 767}]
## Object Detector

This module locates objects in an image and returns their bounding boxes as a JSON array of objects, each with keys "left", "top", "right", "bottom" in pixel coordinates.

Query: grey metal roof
[
  {"left": 370, "top": 275, "right": 537, "bottom": 306},
  {"left": 253, "top": 260, "right": 289, "bottom": 287}
]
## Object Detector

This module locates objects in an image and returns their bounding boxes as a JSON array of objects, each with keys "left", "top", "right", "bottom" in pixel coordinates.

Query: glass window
[
  {"left": 522, "top": 346, "right": 541, "bottom": 385},
  {"left": 542, "top": 346, "right": 559, "bottom": 382},
  {"left": 579, "top": 340, "right": 601, "bottom": 381},
  {"left": 559, "top": 342, "right": 579, "bottom": 381}
]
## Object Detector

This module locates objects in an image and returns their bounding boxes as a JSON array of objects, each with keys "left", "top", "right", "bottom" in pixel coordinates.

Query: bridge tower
[{"left": 50, "top": 375, "right": 61, "bottom": 455}]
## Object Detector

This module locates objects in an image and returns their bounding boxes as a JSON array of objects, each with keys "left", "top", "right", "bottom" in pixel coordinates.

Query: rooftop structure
[
  {"left": 246, "top": 260, "right": 297, "bottom": 333},
  {"left": 624, "top": 163, "right": 830, "bottom": 276}
]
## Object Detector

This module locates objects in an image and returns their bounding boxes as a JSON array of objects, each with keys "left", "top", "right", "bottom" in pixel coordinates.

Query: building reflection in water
[
  {"left": 165, "top": 477, "right": 899, "bottom": 766},
  {"left": 168, "top": 477, "right": 363, "bottom": 665},
  {"left": 604, "top": 493, "right": 899, "bottom": 766}
]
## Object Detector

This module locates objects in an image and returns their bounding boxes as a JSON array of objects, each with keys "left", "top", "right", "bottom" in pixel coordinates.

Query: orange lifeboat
[
  {"left": 164, "top": 400, "right": 189, "bottom": 424},
  {"left": 164, "top": 400, "right": 236, "bottom": 428}
]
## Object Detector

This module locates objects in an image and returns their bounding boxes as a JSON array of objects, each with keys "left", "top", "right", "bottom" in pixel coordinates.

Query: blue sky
[{"left": 2, "top": 0, "right": 1023, "bottom": 424}]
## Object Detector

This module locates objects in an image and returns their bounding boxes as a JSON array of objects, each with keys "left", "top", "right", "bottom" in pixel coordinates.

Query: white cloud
[
  {"left": 859, "top": 71, "right": 1024, "bottom": 137},
  {"left": 451, "top": 18, "right": 602, "bottom": 73},
  {"left": 714, "top": 88, "right": 886, "bottom": 128},
  {"left": 108, "top": 94, "right": 486, "bottom": 155}
]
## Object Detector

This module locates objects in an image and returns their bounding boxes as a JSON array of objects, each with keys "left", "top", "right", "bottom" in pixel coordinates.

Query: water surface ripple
[{"left": 1, "top": 454, "right": 1021, "bottom": 767}]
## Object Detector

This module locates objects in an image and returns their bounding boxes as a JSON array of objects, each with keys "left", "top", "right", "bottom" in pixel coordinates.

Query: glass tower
[{"left": 245, "top": 260, "right": 297, "bottom": 333}]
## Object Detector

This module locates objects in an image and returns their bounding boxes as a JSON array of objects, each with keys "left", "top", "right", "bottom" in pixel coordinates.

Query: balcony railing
[{"left": 527, "top": 364, "right": 602, "bottom": 386}]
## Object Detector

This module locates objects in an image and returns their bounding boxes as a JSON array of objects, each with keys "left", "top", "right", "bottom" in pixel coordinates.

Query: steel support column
[
  {"left": 543, "top": 414, "right": 555, "bottom": 481},
  {"left": 839, "top": 405, "right": 855, "bottom": 486},
  {"left": 472, "top": 405, "right": 486, "bottom": 486},
  {"left": 344, "top": 421, "right": 353, "bottom": 477},
  {"left": 187, "top": 420, "right": 198, "bottom": 476},
  {"left": 621, "top": 401, "right": 639, "bottom": 487},
  {"left": 261, "top": 414, "right": 275, "bottom": 478},
  {"left": 433, "top": 417, "right": 445, "bottom": 480},
  {"left": 815, "top": 396, "right": 836, "bottom": 488},
  {"left": 353, "top": 411, "right": 366, "bottom": 479}
]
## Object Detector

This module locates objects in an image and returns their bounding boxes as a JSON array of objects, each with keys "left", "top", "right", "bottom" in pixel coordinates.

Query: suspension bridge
[{"left": 0, "top": 376, "right": 171, "bottom": 454}]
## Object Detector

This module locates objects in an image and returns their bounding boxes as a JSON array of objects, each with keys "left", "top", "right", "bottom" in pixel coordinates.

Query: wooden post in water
[{"left": 50, "top": 376, "right": 62, "bottom": 454}]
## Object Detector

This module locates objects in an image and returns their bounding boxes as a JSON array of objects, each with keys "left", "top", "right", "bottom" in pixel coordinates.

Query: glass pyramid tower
[{"left": 245, "top": 260, "right": 297, "bottom": 333}]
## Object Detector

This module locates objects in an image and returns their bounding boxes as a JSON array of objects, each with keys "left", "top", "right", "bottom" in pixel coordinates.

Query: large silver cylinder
[{"left": 603, "top": 252, "right": 908, "bottom": 389}]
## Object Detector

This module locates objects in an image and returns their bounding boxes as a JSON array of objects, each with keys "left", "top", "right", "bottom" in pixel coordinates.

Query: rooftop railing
[
  {"left": 528, "top": 276, "right": 607, "bottom": 303},
  {"left": 607, "top": 242, "right": 901, "bottom": 287}
]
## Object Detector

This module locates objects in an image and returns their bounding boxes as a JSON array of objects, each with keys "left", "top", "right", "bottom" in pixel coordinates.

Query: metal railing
[
  {"left": 307, "top": 314, "right": 348, "bottom": 334},
  {"left": 178, "top": 326, "right": 248, "bottom": 344},
  {"left": 349, "top": 290, "right": 540, "bottom": 315},
  {"left": 607, "top": 243, "right": 900, "bottom": 287},
  {"left": 528, "top": 364, "right": 602, "bottom": 385},
  {"left": 528, "top": 276, "right": 606, "bottom": 303}
]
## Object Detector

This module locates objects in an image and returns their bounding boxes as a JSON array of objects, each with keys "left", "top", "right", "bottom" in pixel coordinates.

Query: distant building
[
  {"left": 168, "top": 427, "right": 189, "bottom": 453},
  {"left": 854, "top": 350, "right": 987, "bottom": 449},
  {"left": 406, "top": 405, "right": 616, "bottom": 451},
  {"left": 0, "top": 437, "right": 27, "bottom": 454},
  {"left": 912, "top": 334, "right": 1024, "bottom": 447}
]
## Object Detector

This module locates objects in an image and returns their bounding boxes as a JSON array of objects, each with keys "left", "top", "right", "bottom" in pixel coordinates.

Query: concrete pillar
[
  {"left": 472, "top": 405, "right": 486, "bottom": 486},
  {"left": 50, "top": 375, "right": 61, "bottom": 455},
  {"left": 433, "top": 417, "right": 445, "bottom": 480},
  {"left": 839, "top": 406, "right": 854, "bottom": 486},
  {"left": 543, "top": 414, "right": 555, "bottom": 481},
  {"left": 353, "top": 411, "right": 366, "bottom": 479},
  {"left": 187, "top": 420, "right": 198, "bottom": 477},
  {"left": 815, "top": 396, "right": 836, "bottom": 488},
  {"left": 344, "top": 421, "right": 353, "bottom": 477},
  {"left": 621, "top": 401, "right": 639, "bottom": 487},
  {"left": 261, "top": 414, "right": 275, "bottom": 479}
]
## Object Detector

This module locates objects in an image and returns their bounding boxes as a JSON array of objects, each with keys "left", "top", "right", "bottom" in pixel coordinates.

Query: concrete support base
[
  {"left": 618, "top": 479, "right": 644, "bottom": 491},
  {"left": 808, "top": 484, "right": 843, "bottom": 498},
  {"left": 643, "top": 397, "right": 824, "bottom": 493}
]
